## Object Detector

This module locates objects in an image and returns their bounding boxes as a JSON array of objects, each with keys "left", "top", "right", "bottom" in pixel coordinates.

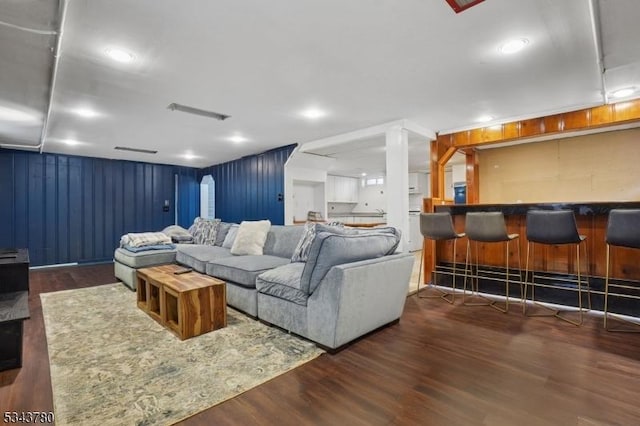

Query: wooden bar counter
[{"left": 423, "top": 201, "right": 640, "bottom": 315}]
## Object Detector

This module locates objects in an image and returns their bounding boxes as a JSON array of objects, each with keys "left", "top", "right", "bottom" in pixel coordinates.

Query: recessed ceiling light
[
  {"left": 610, "top": 87, "right": 636, "bottom": 99},
  {"left": 300, "top": 108, "right": 327, "bottom": 120},
  {"left": 104, "top": 47, "right": 135, "bottom": 63},
  {"left": 72, "top": 107, "right": 99, "bottom": 118},
  {"left": 182, "top": 152, "right": 197, "bottom": 160},
  {"left": 499, "top": 38, "right": 529, "bottom": 54},
  {"left": 0, "top": 105, "right": 38, "bottom": 122},
  {"left": 62, "top": 139, "right": 81, "bottom": 146},
  {"left": 476, "top": 115, "right": 494, "bottom": 123},
  {"left": 361, "top": 172, "right": 367, "bottom": 176},
  {"left": 228, "top": 135, "right": 248, "bottom": 143}
]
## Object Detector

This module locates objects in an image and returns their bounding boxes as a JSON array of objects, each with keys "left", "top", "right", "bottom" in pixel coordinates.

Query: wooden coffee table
[{"left": 136, "top": 264, "right": 226, "bottom": 340}]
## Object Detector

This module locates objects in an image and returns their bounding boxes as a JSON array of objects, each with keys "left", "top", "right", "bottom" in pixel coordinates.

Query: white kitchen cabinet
[
  {"left": 409, "top": 173, "right": 428, "bottom": 194},
  {"left": 325, "top": 175, "right": 336, "bottom": 203},
  {"left": 408, "top": 173, "right": 419, "bottom": 193},
  {"left": 327, "top": 175, "right": 359, "bottom": 202}
]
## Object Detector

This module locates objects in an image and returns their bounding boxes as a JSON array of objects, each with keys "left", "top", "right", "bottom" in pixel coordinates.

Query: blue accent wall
[
  {"left": 0, "top": 149, "right": 200, "bottom": 266},
  {"left": 0, "top": 143, "right": 294, "bottom": 267},
  {"left": 200, "top": 144, "right": 296, "bottom": 225}
]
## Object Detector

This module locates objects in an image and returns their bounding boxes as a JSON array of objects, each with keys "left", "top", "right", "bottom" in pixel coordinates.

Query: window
[{"left": 364, "top": 177, "right": 384, "bottom": 186}]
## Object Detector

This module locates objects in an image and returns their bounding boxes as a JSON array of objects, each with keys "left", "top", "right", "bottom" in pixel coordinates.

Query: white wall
[
  {"left": 445, "top": 169, "right": 453, "bottom": 200},
  {"left": 284, "top": 165, "right": 327, "bottom": 224},
  {"left": 352, "top": 179, "right": 386, "bottom": 212},
  {"left": 452, "top": 164, "right": 466, "bottom": 184},
  {"left": 292, "top": 182, "right": 324, "bottom": 221}
]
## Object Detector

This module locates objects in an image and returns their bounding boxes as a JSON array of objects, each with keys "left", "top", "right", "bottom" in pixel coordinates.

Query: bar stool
[
  {"left": 462, "top": 212, "right": 521, "bottom": 313},
  {"left": 523, "top": 210, "right": 591, "bottom": 326},
  {"left": 417, "top": 212, "right": 465, "bottom": 304},
  {"left": 603, "top": 209, "right": 640, "bottom": 332}
]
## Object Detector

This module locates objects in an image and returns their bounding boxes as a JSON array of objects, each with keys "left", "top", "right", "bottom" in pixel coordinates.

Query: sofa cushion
[
  {"left": 231, "top": 220, "right": 271, "bottom": 255},
  {"left": 114, "top": 247, "right": 176, "bottom": 269},
  {"left": 206, "top": 255, "right": 290, "bottom": 288},
  {"left": 175, "top": 245, "right": 232, "bottom": 273},
  {"left": 256, "top": 263, "right": 307, "bottom": 306},
  {"left": 264, "top": 225, "right": 305, "bottom": 259},
  {"left": 300, "top": 231, "right": 401, "bottom": 294}
]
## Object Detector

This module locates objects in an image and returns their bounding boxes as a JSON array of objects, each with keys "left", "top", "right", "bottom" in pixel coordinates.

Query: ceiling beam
[
  {"left": 299, "top": 119, "right": 435, "bottom": 153},
  {"left": 588, "top": 0, "right": 607, "bottom": 103},
  {"left": 40, "top": 0, "right": 69, "bottom": 154}
]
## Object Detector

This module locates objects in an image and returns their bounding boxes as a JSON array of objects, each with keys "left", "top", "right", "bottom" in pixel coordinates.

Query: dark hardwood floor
[{"left": 2, "top": 263, "right": 640, "bottom": 425}]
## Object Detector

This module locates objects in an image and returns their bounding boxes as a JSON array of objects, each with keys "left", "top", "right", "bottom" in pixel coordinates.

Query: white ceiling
[
  {"left": 303, "top": 133, "right": 468, "bottom": 176},
  {"left": 1, "top": 0, "right": 639, "bottom": 168}
]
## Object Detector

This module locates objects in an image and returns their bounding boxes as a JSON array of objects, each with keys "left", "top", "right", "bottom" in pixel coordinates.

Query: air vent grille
[
  {"left": 445, "top": 0, "right": 485, "bottom": 13},
  {"left": 114, "top": 146, "right": 158, "bottom": 154},
  {"left": 167, "top": 103, "right": 230, "bottom": 121}
]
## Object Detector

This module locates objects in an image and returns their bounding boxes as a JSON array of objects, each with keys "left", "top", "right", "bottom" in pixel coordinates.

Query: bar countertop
[{"left": 434, "top": 201, "right": 640, "bottom": 216}]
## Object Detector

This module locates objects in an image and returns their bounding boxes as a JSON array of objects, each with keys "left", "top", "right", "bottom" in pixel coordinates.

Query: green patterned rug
[{"left": 41, "top": 284, "right": 323, "bottom": 425}]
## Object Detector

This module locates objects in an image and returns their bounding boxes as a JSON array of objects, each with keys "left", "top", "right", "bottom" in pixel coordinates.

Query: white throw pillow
[{"left": 230, "top": 220, "right": 272, "bottom": 255}]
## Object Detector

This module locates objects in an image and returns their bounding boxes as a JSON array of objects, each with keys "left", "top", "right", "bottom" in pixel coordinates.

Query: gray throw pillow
[
  {"left": 215, "top": 222, "right": 233, "bottom": 246},
  {"left": 221, "top": 224, "right": 240, "bottom": 248},
  {"left": 291, "top": 222, "right": 317, "bottom": 263},
  {"left": 300, "top": 231, "right": 401, "bottom": 294}
]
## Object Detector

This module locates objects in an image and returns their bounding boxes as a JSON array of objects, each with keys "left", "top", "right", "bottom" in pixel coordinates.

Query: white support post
[{"left": 385, "top": 125, "right": 410, "bottom": 252}]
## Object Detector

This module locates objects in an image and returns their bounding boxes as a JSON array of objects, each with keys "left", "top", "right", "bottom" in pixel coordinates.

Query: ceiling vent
[
  {"left": 167, "top": 103, "right": 230, "bottom": 121},
  {"left": 445, "top": 0, "right": 485, "bottom": 13},
  {"left": 114, "top": 146, "right": 158, "bottom": 154}
]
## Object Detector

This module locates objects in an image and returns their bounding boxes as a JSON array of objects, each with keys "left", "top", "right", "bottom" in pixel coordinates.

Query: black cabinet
[
  {"left": 0, "top": 249, "right": 30, "bottom": 371},
  {"left": 0, "top": 249, "right": 29, "bottom": 293}
]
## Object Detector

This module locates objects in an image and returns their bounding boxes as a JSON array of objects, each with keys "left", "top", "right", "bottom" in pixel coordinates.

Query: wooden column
[{"left": 464, "top": 149, "right": 479, "bottom": 204}]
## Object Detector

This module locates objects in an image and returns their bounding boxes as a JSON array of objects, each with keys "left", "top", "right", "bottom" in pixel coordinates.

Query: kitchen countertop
[
  {"left": 327, "top": 212, "right": 386, "bottom": 218},
  {"left": 293, "top": 220, "right": 387, "bottom": 227}
]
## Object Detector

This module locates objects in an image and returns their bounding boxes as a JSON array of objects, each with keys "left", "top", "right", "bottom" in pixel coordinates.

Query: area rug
[{"left": 41, "top": 284, "right": 324, "bottom": 426}]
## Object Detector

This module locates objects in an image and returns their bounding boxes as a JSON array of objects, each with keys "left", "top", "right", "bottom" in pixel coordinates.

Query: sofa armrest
[{"left": 306, "top": 253, "right": 414, "bottom": 349}]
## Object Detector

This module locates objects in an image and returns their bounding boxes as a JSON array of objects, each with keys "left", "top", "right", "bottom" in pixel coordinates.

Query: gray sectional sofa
[{"left": 114, "top": 223, "right": 414, "bottom": 350}]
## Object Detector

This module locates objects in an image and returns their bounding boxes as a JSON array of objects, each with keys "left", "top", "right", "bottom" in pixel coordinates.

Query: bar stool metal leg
[
  {"left": 417, "top": 238, "right": 458, "bottom": 304},
  {"left": 462, "top": 240, "right": 496, "bottom": 307},
  {"left": 416, "top": 213, "right": 464, "bottom": 304},
  {"left": 524, "top": 240, "right": 589, "bottom": 326}
]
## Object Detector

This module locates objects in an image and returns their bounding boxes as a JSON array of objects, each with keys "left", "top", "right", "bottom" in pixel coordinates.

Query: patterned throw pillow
[
  {"left": 291, "top": 222, "right": 317, "bottom": 263},
  {"left": 190, "top": 217, "right": 221, "bottom": 245}
]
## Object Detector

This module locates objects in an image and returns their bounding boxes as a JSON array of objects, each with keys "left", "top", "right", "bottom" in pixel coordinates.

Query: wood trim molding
[{"left": 436, "top": 98, "right": 640, "bottom": 148}]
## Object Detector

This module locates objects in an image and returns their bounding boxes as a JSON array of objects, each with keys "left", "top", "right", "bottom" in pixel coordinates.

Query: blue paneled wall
[
  {"left": 0, "top": 144, "right": 294, "bottom": 266},
  {"left": 0, "top": 150, "right": 200, "bottom": 266},
  {"left": 199, "top": 144, "right": 296, "bottom": 225}
]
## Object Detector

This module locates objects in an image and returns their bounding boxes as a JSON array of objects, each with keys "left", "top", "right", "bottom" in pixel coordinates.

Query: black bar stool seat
[{"left": 417, "top": 212, "right": 465, "bottom": 304}]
